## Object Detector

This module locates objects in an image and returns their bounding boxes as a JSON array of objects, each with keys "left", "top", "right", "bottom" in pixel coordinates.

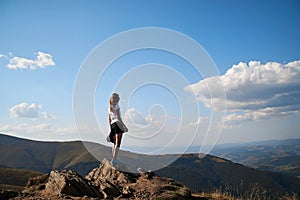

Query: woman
[{"left": 108, "top": 93, "right": 128, "bottom": 164}]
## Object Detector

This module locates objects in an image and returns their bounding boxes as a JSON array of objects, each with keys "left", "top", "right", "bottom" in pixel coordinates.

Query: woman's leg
[
  {"left": 112, "top": 133, "right": 123, "bottom": 161},
  {"left": 111, "top": 135, "right": 116, "bottom": 160},
  {"left": 116, "top": 133, "right": 123, "bottom": 147}
]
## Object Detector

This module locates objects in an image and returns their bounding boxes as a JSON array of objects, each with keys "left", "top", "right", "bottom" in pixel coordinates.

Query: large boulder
[
  {"left": 86, "top": 158, "right": 136, "bottom": 186},
  {"left": 22, "top": 174, "right": 49, "bottom": 196},
  {"left": 44, "top": 170, "right": 102, "bottom": 198},
  {"left": 86, "top": 158, "right": 191, "bottom": 199},
  {"left": 86, "top": 158, "right": 136, "bottom": 198}
]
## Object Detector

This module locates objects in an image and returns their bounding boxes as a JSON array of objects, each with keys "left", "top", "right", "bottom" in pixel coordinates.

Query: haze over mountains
[
  {"left": 211, "top": 139, "right": 300, "bottom": 177},
  {"left": 0, "top": 134, "right": 299, "bottom": 199}
]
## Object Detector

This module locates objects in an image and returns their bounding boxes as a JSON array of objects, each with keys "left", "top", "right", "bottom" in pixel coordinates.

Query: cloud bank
[
  {"left": 0, "top": 123, "right": 52, "bottom": 133},
  {"left": 185, "top": 60, "right": 300, "bottom": 127},
  {"left": 124, "top": 108, "right": 152, "bottom": 126},
  {"left": 7, "top": 52, "right": 55, "bottom": 70},
  {"left": 9, "top": 102, "right": 55, "bottom": 119}
]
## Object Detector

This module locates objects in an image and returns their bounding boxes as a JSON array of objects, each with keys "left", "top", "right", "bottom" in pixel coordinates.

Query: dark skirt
[{"left": 109, "top": 122, "right": 124, "bottom": 143}]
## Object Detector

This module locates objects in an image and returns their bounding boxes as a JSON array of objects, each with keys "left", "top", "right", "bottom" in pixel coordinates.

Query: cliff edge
[{"left": 10, "top": 158, "right": 193, "bottom": 200}]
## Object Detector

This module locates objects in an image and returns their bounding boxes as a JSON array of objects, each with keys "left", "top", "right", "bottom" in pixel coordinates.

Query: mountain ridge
[{"left": 0, "top": 134, "right": 299, "bottom": 199}]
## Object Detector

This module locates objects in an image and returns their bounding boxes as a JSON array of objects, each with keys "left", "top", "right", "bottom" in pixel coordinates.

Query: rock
[
  {"left": 16, "top": 157, "right": 192, "bottom": 199},
  {"left": 99, "top": 180, "right": 122, "bottom": 198},
  {"left": 122, "top": 185, "right": 134, "bottom": 197},
  {"left": 137, "top": 167, "right": 145, "bottom": 175},
  {"left": 44, "top": 170, "right": 102, "bottom": 198},
  {"left": 86, "top": 158, "right": 137, "bottom": 199},
  {"left": 137, "top": 167, "right": 155, "bottom": 179},
  {"left": 86, "top": 158, "right": 137, "bottom": 186},
  {"left": 22, "top": 174, "right": 49, "bottom": 196}
]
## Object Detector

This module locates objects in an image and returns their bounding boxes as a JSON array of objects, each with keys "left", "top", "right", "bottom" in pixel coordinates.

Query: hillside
[
  {"left": 211, "top": 139, "right": 300, "bottom": 177},
  {"left": 0, "top": 167, "right": 45, "bottom": 196},
  {"left": 0, "top": 134, "right": 299, "bottom": 199},
  {"left": 0, "top": 134, "right": 102, "bottom": 175},
  {"left": 0, "top": 168, "right": 44, "bottom": 187},
  {"left": 156, "top": 154, "right": 300, "bottom": 199},
  {"left": 0, "top": 134, "right": 174, "bottom": 175}
]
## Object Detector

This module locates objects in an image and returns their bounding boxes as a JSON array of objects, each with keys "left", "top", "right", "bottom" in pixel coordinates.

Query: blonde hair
[{"left": 109, "top": 93, "right": 120, "bottom": 112}]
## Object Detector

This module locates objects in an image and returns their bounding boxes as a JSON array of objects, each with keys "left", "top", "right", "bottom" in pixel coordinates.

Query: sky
[{"left": 0, "top": 0, "right": 300, "bottom": 155}]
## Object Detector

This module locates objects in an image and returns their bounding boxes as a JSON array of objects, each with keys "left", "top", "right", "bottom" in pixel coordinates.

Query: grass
[
  {"left": 193, "top": 186, "right": 299, "bottom": 200},
  {"left": 193, "top": 190, "right": 239, "bottom": 200}
]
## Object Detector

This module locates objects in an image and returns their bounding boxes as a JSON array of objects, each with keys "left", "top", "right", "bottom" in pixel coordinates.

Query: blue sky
[{"left": 0, "top": 0, "right": 300, "bottom": 154}]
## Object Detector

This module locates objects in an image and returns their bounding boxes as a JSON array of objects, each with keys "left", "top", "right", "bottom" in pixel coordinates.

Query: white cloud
[
  {"left": 0, "top": 123, "right": 52, "bottom": 134},
  {"left": 0, "top": 123, "right": 79, "bottom": 140},
  {"left": 41, "top": 112, "right": 56, "bottom": 119},
  {"left": 9, "top": 103, "right": 41, "bottom": 118},
  {"left": 185, "top": 60, "right": 300, "bottom": 127},
  {"left": 6, "top": 51, "right": 55, "bottom": 70},
  {"left": 223, "top": 106, "right": 300, "bottom": 128},
  {"left": 123, "top": 108, "right": 174, "bottom": 139},
  {"left": 124, "top": 108, "right": 152, "bottom": 126},
  {"left": 9, "top": 102, "right": 55, "bottom": 119},
  {"left": 189, "top": 116, "right": 209, "bottom": 127}
]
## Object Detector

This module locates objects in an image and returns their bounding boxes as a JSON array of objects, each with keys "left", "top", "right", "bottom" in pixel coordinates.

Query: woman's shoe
[{"left": 110, "top": 159, "right": 118, "bottom": 165}]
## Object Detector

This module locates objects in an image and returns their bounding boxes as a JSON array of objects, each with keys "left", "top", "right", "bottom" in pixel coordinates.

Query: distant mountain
[
  {"left": 211, "top": 139, "right": 300, "bottom": 177},
  {"left": 0, "top": 134, "right": 299, "bottom": 198}
]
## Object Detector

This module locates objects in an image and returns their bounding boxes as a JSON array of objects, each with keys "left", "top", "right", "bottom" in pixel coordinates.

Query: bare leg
[
  {"left": 112, "top": 133, "right": 123, "bottom": 161},
  {"left": 111, "top": 135, "right": 116, "bottom": 161},
  {"left": 116, "top": 133, "right": 123, "bottom": 147},
  {"left": 112, "top": 145, "right": 115, "bottom": 160}
]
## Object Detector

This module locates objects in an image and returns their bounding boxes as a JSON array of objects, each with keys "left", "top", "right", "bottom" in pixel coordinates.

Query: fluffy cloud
[
  {"left": 123, "top": 108, "right": 173, "bottom": 139},
  {"left": 6, "top": 52, "right": 55, "bottom": 70},
  {"left": 185, "top": 60, "right": 300, "bottom": 127},
  {"left": 124, "top": 108, "right": 151, "bottom": 126},
  {"left": 9, "top": 102, "right": 55, "bottom": 119},
  {"left": 223, "top": 106, "right": 299, "bottom": 128}
]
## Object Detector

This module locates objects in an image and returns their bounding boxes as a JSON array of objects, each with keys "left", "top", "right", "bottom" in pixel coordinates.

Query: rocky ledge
[{"left": 11, "top": 158, "right": 192, "bottom": 199}]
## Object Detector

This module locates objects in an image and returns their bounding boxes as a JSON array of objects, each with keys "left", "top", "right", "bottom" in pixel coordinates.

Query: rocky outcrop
[
  {"left": 45, "top": 170, "right": 102, "bottom": 198},
  {"left": 86, "top": 159, "right": 136, "bottom": 186},
  {"left": 22, "top": 174, "right": 49, "bottom": 196},
  {"left": 14, "top": 158, "right": 192, "bottom": 199}
]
